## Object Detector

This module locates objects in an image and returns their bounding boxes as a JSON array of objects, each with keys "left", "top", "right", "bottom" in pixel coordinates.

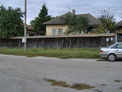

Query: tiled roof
[
  {"left": 26, "top": 25, "right": 34, "bottom": 30},
  {"left": 117, "top": 21, "right": 122, "bottom": 27},
  {"left": 43, "top": 12, "right": 101, "bottom": 26}
]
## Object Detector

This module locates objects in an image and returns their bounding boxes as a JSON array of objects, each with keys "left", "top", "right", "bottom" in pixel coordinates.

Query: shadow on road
[{"left": 97, "top": 58, "right": 122, "bottom": 62}]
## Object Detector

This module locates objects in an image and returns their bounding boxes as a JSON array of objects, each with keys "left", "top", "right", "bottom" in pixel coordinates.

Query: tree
[
  {"left": 0, "top": 5, "right": 24, "bottom": 38},
  {"left": 63, "top": 15, "right": 89, "bottom": 34},
  {"left": 98, "top": 10, "right": 116, "bottom": 33},
  {"left": 31, "top": 4, "right": 51, "bottom": 35}
]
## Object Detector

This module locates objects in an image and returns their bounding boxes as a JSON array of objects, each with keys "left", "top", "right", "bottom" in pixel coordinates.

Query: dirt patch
[{"left": 119, "top": 87, "right": 122, "bottom": 89}]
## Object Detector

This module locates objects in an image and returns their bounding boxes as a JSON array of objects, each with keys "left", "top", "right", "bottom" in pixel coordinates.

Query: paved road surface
[{"left": 0, "top": 54, "right": 122, "bottom": 92}]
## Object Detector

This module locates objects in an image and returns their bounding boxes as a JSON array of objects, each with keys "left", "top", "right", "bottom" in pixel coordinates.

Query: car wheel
[{"left": 107, "top": 54, "right": 116, "bottom": 62}]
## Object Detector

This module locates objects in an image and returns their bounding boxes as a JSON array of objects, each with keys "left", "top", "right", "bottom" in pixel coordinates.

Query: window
[
  {"left": 111, "top": 44, "right": 122, "bottom": 49},
  {"left": 52, "top": 29, "right": 56, "bottom": 36},
  {"left": 58, "top": 29, "right": 63, "bottom": 35},
  {"left": 117, "top": 44, "right": 122, "bottom": 49},
  {"left": 111, "top": 44, "right": 118, "bottom": 49}
]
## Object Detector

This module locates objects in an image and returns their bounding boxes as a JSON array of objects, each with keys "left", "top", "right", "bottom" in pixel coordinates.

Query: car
[{"left": 100, "top": 42, "right": 122, "bottom": 62}]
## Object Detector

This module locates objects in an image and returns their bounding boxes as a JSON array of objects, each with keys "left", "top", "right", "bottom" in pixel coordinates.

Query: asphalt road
[{"left": 0, "top": 54, "right": 122, "bottom": 92}]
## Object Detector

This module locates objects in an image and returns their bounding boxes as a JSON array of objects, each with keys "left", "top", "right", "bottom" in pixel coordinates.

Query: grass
[
  {"left": 43, "top": 78, "right": 94, "bottom": 90},
  {"left": 52, "top": 81, "right": 69, "bottom": 87},
  {"left": 114, "top": 80, "right": 122, "bottom": 83},
  {"left": 43, "top": 78, "right": 69, "bottom": 88},
  {"left": 43, "top": 78, "right": 57, "bottom": 83},
  {"left": 97, "top": 59, "right": 105, "bottom": 61},
  {"left": 70, "top": 83, "right": 94, "bottom": 90},
  {"left": 94, "top": 90, "right": 103, "bottom": 92},
  {"left": 0, "top": 47, "right": 100, "bottom": 59}
]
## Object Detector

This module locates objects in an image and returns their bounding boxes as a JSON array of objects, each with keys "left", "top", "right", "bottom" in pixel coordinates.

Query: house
[
  {"left": 26, "top": 25, "right": 37, "bottom": 36},
  {"left": 116, "top": 21, "right": 122, "bottom": 32},
  {"left": 43, "top": 10, "right": 101, "bottom": 36},
  {"left": 26, "top": 25, "right": 42, "bottom": 36},
  {"left": 116, "top": 21, "right": 122, "bottom": 42},
  {"left": 22, "top": 23, "right": 36, "bottom": 36}
]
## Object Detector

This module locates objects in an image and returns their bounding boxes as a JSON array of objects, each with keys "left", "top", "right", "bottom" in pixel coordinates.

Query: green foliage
[
  {"left": 99, "top": 20, "right": 116, "bottom": 33},
  {"left": 0, "top": 5, "right": 24, "bottom": 38},
  {"left": 98, "top": 10, "right": 115, "bottom": 22},
  {"left": 98, "top": 10, "right": 116, "bottom": 33},
  {"left": 63, "top": 15, "right": 89, "bottom": 34},
  {"left": 31, "top": 4, "right": 51, "bottom": 35}
]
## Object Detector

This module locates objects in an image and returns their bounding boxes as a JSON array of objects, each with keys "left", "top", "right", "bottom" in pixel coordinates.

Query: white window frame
[
  {"left": 58, "top": 29, "right": 63, "bottom": 35},
  {"left": 52, "top": 29, "right": 56, "bottom": 36}
]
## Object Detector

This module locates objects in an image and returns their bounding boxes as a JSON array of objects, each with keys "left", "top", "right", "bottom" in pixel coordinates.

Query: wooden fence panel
[{"left": 0, "top": 36, "right": 115, "bottom": 48}]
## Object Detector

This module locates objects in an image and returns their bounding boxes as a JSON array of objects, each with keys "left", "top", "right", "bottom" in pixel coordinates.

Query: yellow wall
[{"left": 46, "top": 25, "right": 68, "bottom": 36}]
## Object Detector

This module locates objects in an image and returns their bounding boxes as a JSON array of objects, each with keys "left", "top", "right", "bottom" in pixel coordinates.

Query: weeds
[
  {"left": 43, "top": 78, "right": 94, "bottom": 90},
  {"left": 0, "top": 47, "right": 100, "bottom": 59},
  {"left": 70, "top": 83, "right": 94, "bottom": 90},
  {"left": 114, "top": 80, "right": 122, "bottom": 83},
  {"left": 94, "top": 90, "right": 103, "bottom": 92}
]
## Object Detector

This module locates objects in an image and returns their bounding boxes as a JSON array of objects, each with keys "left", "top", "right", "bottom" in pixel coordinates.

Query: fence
[{"left": 0, "top": 33, "right": 115, "bottom": 48}]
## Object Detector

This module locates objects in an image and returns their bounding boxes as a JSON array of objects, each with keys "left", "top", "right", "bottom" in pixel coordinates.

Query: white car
[{"left": 100, "top": 42, "right": 122, "bottom": 61}]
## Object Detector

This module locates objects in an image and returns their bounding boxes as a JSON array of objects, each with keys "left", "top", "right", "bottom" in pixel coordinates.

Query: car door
[
  {"left": 109, "top": 44, "right": 118, "bottom": 54},
  {"left": 116, "top": 44, "right": 122, "bottom": 58}
]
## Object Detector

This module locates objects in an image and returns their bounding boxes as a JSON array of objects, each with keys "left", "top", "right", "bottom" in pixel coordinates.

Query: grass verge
[{"left": 0, "top": 47, "right": 100, "bottom": 59}]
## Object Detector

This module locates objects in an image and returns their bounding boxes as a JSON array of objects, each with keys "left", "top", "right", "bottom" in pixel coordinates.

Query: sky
[{"left": 0, "top": 0, "right": 122, "bottom": 24}]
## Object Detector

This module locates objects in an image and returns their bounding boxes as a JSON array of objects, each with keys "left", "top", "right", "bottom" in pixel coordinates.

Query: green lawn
[{"left": 0, "top": 47, "right": 100, "bottom": 59}]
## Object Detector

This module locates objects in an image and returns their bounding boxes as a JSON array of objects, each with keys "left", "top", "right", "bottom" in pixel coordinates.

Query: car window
[
  {"left": 106, "top": 44, "right": 116, "bottom": 48},
  {"left": 111, "top": 44, "right": 118, "bottom": 49},
  {"left": 117, "top": 44, "right": 122, "bottom": 49}
]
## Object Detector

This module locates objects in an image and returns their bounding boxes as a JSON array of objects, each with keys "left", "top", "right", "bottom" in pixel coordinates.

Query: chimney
[{"left": 72, "top": 9, "right": 75, "bottom": 15}]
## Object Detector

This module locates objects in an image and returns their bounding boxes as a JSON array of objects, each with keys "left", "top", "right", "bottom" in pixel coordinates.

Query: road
[{"left": 0, "top": 54, "right": 122, "bottom": 92}]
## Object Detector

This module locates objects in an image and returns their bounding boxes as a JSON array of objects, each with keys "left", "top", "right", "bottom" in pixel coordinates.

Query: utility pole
[{"left": 24, "top": 0, "right": 27, "bottom": 51}]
